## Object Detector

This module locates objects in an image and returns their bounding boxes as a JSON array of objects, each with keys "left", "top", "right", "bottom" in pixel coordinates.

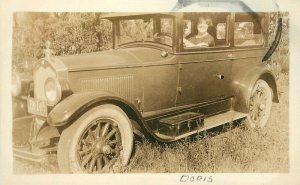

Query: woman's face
[{"left": 197, "top": 18, "right": 209, "bottom": 34}]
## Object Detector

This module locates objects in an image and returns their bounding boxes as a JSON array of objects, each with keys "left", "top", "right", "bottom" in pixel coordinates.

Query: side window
[
  {"left": 158, "top": 18, "right": 173, "bottom": 46},
  {"left": 119, "top": 19, "right": 154, "bottom": 45},
  {"left": 160, "top": 18, "right": 173, "bottom": 36},
  {"left": 217, "top": 23, "right": 226, "bottom": 39},
  {"left": 183, "top": 20, "right": 192, "bottom": 38},
  {"left": 183, "top": 13, "right": 229, "bottom": 50},
  {"left": 234, "top": 13, "right": 265, "bottom": 46}
]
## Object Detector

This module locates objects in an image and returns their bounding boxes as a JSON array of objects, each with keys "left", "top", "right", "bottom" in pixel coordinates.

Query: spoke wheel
[
  {"left": 57, "top": 104, "right": 133, "bottom": 173},
  {"left": 77, "top": 119, "right": 122, "bottom": 173},
  {"left": 245, "top": 80, "right": 273, "bottom": 129}
]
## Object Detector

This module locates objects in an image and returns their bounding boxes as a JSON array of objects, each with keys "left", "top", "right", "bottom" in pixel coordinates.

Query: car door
[
  {"left": 142, "top": 56, "right": 179, "bottom": 112},
  {"left": 176, "top": 13, "right": 234, "bottom": 106},
  {"left": 141, "top": 16, "right": 179, "bottom": 112}
]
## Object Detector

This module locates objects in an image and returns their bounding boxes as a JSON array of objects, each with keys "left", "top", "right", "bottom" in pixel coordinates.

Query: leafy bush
[{"left": 12, "top": 12, "right": 112, "bottom": 73}]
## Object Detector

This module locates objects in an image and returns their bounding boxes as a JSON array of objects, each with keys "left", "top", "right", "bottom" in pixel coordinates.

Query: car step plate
[
  {"left": 155, "top": 111, "right": 247, "bottom": 141},
  {"left": 158, "top": 112, "right": 204, "bottom": 138}
]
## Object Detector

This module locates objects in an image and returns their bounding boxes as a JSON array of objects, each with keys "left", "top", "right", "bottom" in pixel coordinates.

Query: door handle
[{"left": 216, "top": 74, "right": 225, "bottom": 80}]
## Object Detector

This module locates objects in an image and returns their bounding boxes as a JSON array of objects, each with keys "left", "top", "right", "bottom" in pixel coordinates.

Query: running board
[
  {"left": 13, "top": 146, "right": 57, "bottom": 163},
  {"left": 157, "top": 112, "right": 204, "bottom": 138},
  {"left": 154, "top": 111, "right": 247, "bottom": 141}
]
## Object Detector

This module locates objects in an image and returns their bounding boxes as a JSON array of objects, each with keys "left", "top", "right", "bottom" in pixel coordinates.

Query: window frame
[
  {"left": 180, "top": 12, "right": 232, "bottom": 53},
  {"left": 232, "top": 13, "right": 268, "bottom": 49},
  {"left": 113, "top": 15, "right": 176, "bottom": 49},
  {"left": 177, "top": 12, "right": 269, "bottom": 53}
]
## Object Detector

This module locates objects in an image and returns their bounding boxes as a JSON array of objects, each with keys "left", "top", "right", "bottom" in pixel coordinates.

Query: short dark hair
[{"left": 198, "top": 17, "right": 213, "bottom": 27}]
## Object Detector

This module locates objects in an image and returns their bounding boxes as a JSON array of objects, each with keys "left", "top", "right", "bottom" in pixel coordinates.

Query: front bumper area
[
  {"left": 13, "top": 115, "right": 59, "bottom": 163},
  {"left": 13, "top": 146, "right": 56, "bottom": 163}
]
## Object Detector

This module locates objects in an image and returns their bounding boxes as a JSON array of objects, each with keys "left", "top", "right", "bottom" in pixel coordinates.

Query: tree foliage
[{"left": 12, "top": 12, "right": 112, "bottom": 72}]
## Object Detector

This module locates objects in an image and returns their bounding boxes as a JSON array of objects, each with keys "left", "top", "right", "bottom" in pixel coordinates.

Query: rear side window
[
  {"left": 234, "top": 13, "right": 265, "bottom": 47},
  {"left": 216, "top": 23, "right": 226, "bottom": 39},
  {"left": 159, "top": 18, "right": 174, "bottom": 46},
  {"left": 183, "top": 13, "right": 230, "bottom": 50}
]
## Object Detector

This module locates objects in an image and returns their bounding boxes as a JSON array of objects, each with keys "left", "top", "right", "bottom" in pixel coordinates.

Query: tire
[
  {"left": 57, "top": 104, "right": 134, "bottom": 173},
  {"left": 244, "top": 80, "right": 273, "bottom": 129}
]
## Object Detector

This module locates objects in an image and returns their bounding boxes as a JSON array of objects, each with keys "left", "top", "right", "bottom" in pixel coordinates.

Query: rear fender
[{"left": 231, "top": 66, "right": 279, "bottom": 113}]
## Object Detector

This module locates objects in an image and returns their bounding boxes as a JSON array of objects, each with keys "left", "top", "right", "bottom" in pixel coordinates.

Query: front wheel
[
  {"left": 57, "top": 104, "right": 134, "bottom": 173},
  {"left": 244, "top": 80, "right": 273, "bottom": 129}
]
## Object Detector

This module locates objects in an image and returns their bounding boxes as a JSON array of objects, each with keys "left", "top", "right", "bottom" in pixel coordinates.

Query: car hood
[{"left": 56, "top": 47, "right": 167, "bottom": 71}]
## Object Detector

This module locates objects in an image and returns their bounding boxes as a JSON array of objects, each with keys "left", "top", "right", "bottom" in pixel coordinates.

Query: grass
[
  {"left": 126, "top": 75, "right": 289, "bottom": 173},
  {"left": 13, "top": 73, "right": 289, "bottom": 174}
]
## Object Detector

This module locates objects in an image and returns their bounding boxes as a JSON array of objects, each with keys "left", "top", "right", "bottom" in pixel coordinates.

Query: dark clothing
[{"left": 187, "top": 33, "right": 215, "bottom": 47}]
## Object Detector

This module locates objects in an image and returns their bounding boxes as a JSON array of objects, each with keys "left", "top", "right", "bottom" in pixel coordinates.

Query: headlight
[
  {"left": 44, "top": 78, "right": 61, "bottom": 105},
  {"left": 11, "top": 73, "right": 22, "bottom": 96}
]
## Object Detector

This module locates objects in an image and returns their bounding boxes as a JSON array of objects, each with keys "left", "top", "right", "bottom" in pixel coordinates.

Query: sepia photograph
[
  {"left": 11, "top": 10, "right": 289, "bottom": 173},
  {"left": 1, "top": 0, "right": 300, "bottom": 184}
]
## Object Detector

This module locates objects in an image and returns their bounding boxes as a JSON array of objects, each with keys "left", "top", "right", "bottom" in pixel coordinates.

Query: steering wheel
[{"left": 154, "top": 32, "right": 172, "bottom": 39}]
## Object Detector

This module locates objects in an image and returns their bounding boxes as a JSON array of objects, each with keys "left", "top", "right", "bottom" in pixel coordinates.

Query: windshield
[{"left": 118, "top": 17, "right": 174, "bottom": 46}]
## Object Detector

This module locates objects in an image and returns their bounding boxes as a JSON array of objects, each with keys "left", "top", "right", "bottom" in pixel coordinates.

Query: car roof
[
  {"left": 173, "top": 0, "right": 279, "bottom": 12},
  {"left": 101, "top": 13, "right": 179, "bottom": 20}
]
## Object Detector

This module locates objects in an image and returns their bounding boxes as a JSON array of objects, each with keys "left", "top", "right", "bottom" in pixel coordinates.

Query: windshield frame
[{"left": 107, "top": 14, "right": 177, "bottom": 51}]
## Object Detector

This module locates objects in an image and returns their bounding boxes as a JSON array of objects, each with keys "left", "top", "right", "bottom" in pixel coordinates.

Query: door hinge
[
  {"left": 177, "top": 87, "right": 182, "bottom": 94},
  {"left": 179, "top": 64, "right": 183, "bottom": 70},
  {"left": 136, "top": 98, "right": 143, "bottom": 111}
]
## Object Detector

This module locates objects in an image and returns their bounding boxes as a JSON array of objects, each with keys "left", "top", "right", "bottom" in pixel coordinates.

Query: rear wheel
[
  {"left": 57, "top": 104, "right": 133, "bottom": 173},
  {"left": 244, "top": 80, "right": 273, "bottom": 129}
]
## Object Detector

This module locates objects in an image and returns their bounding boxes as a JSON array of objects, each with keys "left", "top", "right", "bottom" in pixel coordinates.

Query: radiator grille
[
  {"left": 81, "top": 75, "right": 135, "bottom": 102},
  {"left": 34, "top": 65, "right": 57, "bottom": 102}
]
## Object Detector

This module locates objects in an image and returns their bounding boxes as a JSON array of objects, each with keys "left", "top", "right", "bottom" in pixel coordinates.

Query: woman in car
[{"left": 184, "top": 17, "right": 215, "bottom": 47}]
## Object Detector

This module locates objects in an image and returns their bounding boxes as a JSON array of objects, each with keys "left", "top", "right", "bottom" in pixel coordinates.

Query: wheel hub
[
  {"left": 101, "top": 145, "right": 113, "bottom": 154},
  {"left": 94, "top": 141, "right": 112, "bottom": 154},
  {"left": 259, "top": 104, "right": 265, "bottom": 110},
  {"left": 94, "top": 140, "right": 104, "bottom": 153}
]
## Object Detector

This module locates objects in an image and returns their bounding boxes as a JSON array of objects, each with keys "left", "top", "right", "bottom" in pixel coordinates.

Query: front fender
[
  {"left": 231, "top": 66, "right": 279, "bottom": 113},
  {"left": 47, "top": 91, "right": 137, "bottom": 127},
  {"left": 47, "top": 91, "right": 175, "bottom": 143}
]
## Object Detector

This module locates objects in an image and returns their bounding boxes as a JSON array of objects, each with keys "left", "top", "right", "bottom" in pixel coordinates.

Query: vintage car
[{"left": 12, "top": 11, "right": 282, "bottom": 173}]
